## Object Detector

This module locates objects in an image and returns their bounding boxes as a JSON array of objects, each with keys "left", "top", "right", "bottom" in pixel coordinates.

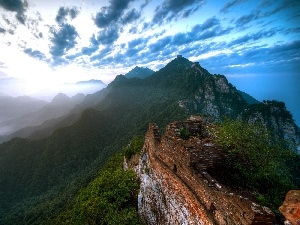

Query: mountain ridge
[
  {"left": 0, "top": 93, "right": 85, "bottom": 139},
  {"left": 0, "top": 56, "right": 299, "bottom": 224},
  {"left": 124, "top": 66, "right": 154, "bottom": 79}
]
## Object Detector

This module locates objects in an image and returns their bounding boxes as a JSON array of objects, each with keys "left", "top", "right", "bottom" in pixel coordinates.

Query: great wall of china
[{"left": 135, "top": 116, "right": 275, "bottom": 224}]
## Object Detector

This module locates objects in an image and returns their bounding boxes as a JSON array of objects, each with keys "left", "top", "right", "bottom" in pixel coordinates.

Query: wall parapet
[{"left": 142, "top": 116, "right": 275, "bottom": 224}]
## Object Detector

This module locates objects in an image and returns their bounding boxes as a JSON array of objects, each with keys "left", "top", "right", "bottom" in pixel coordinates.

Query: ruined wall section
[
  {"left": 138, "top": 117, "right": 275, "bottom": 225},
  {"left": 138, "top": 123, "right": 215, "bottom": 224}
]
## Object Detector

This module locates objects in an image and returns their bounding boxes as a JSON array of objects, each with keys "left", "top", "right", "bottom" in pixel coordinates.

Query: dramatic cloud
[
  {"left": 220, "top": 0, "right": 246, "bottom": 13},
  {"left": 235, "top": 10, "right": 260, "bottom": 27},
  {"left": 94, "top": 0, "right": 134, "bottom": 28},
  {"left": 0, "top": 0, "right": 299, "bottom": 125},
  {"left": 148, "top": 36, "right": 172, "bottom": 53},
  {"left": 90, "top": 46, "right": 113, "bottom": 63},
  {"left": 140, "top": 0, "right": 151, "bottom": 9},
  {"left": 194, "top": 16, "right": 220, "bottom": 30},
  {"left": 90, "top": 0, "right": 139, "bottom": 56},
  {"left": 24, "top": 48, "right": 46, "bottom": 60},
  {"left": 80, "top": 26, "right": 120, "bottom": 58},
  {"left": 200, "top": 40, "right": 300, "bottom": 73},
  {"left": 227, "top": 28, "right": 280, "bottom": 47},
  {"left": 151, "top": 17, "right": 230, "bottom": 48},
  {"left": 0, "top": 0, "right": 28, "bottom": 24},
  {"left": 121, "top": 8, "right": 140, "bottom": 25},
  {"left": 152, "top": 0, "right": 206, "bottom": 25},
  {"left": 50, "top": 24, "right": 78, "bottom": 57},
  {"left": 81, "top": 35, "right": 100, "bottom": 56},
  {"left": 234, "top": 1, "right": 299, "bottom": 28},
  {"left": 0, "top": 0, "right": 27, "bottom": 13},
  {"left": 55, "top": 6, "right": 79, "bottom": 25},
  {"left": 97, "top": 27, "right": 119, "bottom": 45}
]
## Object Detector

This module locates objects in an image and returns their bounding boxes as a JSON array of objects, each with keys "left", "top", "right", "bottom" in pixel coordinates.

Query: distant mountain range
[
  {"left": 0, "top": 95, "right": 47, "bottom": 123},
  {"left": 0, "top": 93, "right": 85, "bottom": 141},
  {"left": 0, "top": 77, "right": 106, "bottom": 101},
  {"left": 0, "top": 56, "right": 299, "bottom": 224},
  {"left": 75, "top": 79, "right": 106, "bottom": 85}
]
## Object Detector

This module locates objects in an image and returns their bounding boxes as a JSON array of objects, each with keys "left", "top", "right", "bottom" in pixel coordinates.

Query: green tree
[
  {"left": 49, "top": 153, "right": 143, "bottom": 225},
  {"left": 212, "top": 118, "right": 298, "bottom": 210},
  {"left": 124, "top": 136, "right": 144, "bottom": 160}
]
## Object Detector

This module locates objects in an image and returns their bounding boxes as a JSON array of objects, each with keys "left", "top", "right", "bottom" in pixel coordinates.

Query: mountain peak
[
  {"left": 71, "top": 93, "right": 85, "bottom": 104},
  {"left": 51, "top": 93, "right": 71, "bottom": 104},
  {"left": 125, "top": 66, "right": 154, "bottom": 79},
  {"left": 160, "top": 55, "right": 204, "bottom": 73},
  {"left": 172, "top": 54, "right": 193, "bottom": 64}
]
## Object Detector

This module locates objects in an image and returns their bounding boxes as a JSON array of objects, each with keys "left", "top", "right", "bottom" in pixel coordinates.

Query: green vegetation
[
  {"left": 242, "top": 100, "right": 295, "bottom": 125},
  {"left": 179, "top": 128, "right": 190, "bottom": 140},
  {"left": 0, "top": 56, "right": 299, "bottom": 224},
  {"left": 212, "top": 118, "right": 299, "bottom": 212},
  {"left": 124, "top": 136, "right": 144, "bottom": 160},
  {"left": 50, "top": 152, "right": 143, "bottom": 225},
  {"left": 237, "top": 90, "right": 260, "bottom": 104}
]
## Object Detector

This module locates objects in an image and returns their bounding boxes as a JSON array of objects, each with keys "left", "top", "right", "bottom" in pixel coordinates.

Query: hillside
[
  {"left": 0, "top": 95, "right": 47, "bottom": 124},
  {"left": 238, "top": 90, "right": 260, "bottom": 104},
  {"left": 0, "top": 56, "right": 299, "bottom": 224},
  {"left": 124, "top": 66, "right": 154, "bottom": 79},
  {"left": 0, "top": 93, "right": 85, "bottom": 142}
]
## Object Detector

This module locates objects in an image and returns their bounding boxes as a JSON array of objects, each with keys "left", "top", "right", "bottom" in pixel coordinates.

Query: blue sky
[{"left": 0, "top": 0, "right": 299, "bottom": 125}]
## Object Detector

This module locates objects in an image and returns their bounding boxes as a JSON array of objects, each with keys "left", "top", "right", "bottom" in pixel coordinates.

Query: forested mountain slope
[{"left": 0, "top": 56, "right": 299, "bottom": 224}]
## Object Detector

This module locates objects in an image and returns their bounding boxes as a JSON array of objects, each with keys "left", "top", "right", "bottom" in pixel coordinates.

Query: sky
[{"left": 0, "top": 0, "right": 299, "bottom": 125}]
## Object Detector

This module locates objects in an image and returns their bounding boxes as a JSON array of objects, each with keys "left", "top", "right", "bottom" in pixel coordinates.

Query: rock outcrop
[
  {"left": 279, "top": 190, "right": 300, "bottom": 225},
  {"left": 241, "top": 100, "right": 300, "bottom": 152},
  {"left": 135, "top": 116, "right": 275, "bottom": 225}
]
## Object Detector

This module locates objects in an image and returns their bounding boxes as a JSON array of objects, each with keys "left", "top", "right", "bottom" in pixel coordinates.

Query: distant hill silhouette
[
  {"left": 125, "top": 66, "right": 154, "bottom": 79},
  {"left": 75, "top": 79, "right": 105, "bottom": 85},
  {"left": 238, "top": 90, "right": 260, "bottom": 104}
]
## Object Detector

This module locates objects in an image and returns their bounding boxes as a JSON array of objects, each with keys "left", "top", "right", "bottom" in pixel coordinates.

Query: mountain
[
  {"left": 238, "top": 90, "right": 260, "bottom": 104},
  {"left": 0, "top": 93, "right": 84, "bottom": 138},
  {"left": 240, "top": 100, "right": 300, "bottom": 150},
  {"left": 0, "top": 95, "right": 47, "bottom": 124},
  {"left": 0, "top": 56, "right": 299, "bottom": 224},
  {"left": 0, "top": 77, "right": 106, "bottom": 101},
  {"left": 124, "top": 66, "right": 154, "bottom": 79},
  {"left": 75, "top": 79, "right": 105, "bottom": 85},
  {"left": 71, "top": 93, "right": 85, "bottom": 103}
]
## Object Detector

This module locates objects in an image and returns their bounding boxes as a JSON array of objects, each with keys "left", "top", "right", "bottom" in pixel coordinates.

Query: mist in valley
[{"left": 0, "top": 78, "right": 106, "bottom": 139}]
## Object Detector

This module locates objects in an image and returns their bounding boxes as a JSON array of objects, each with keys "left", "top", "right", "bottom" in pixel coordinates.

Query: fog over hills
[
  {"left": 0, "top": 78, "right": 106, "bottom": 101},
  {"left": 0, "top": 92, "right": 86, "bottom": 140},
  {"left": 0, "top": 95, "right": 47, "bottom": 123},
  {"left": 0, "top": 56, "right": 299, "bottom": 224},
  {"left": 0, "top": 0, "right": 298, "bottom": 223}
]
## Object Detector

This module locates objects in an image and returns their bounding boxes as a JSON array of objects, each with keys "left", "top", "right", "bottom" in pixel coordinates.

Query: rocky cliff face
[
  {"left": 133, "top": 118, "right": 275, "bottom": 225},
  {"left": 175, "top": 65, "right": 246, "bottom": 120},
  {"left": 279, "top": 190, "right": 300, "bottom": 225},
  {"left": 137, "top": 152, "right": 212, "bottom": 224},
  {"left": 240, "top": 100, "right": 300, "bottom": 152}
]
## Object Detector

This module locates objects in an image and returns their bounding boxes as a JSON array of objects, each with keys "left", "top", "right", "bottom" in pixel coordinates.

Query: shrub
[{"left": 212, "top": 118, "right": 298, "bottom": 211}]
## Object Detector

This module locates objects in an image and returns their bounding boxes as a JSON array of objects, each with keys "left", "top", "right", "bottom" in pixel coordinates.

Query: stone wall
[{"left": 137, "top": 116, "right": 275, "bottom": 225}]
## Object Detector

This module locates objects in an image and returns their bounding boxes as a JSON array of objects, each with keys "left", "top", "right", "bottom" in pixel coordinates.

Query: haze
[{"left": 0, "top": 0, "right": 299, "bottom": 125}]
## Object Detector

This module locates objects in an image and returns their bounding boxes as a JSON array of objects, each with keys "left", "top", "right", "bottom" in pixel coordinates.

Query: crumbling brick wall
[{"left": 143, "top": 116, "right": 275, "bottom": 224}]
